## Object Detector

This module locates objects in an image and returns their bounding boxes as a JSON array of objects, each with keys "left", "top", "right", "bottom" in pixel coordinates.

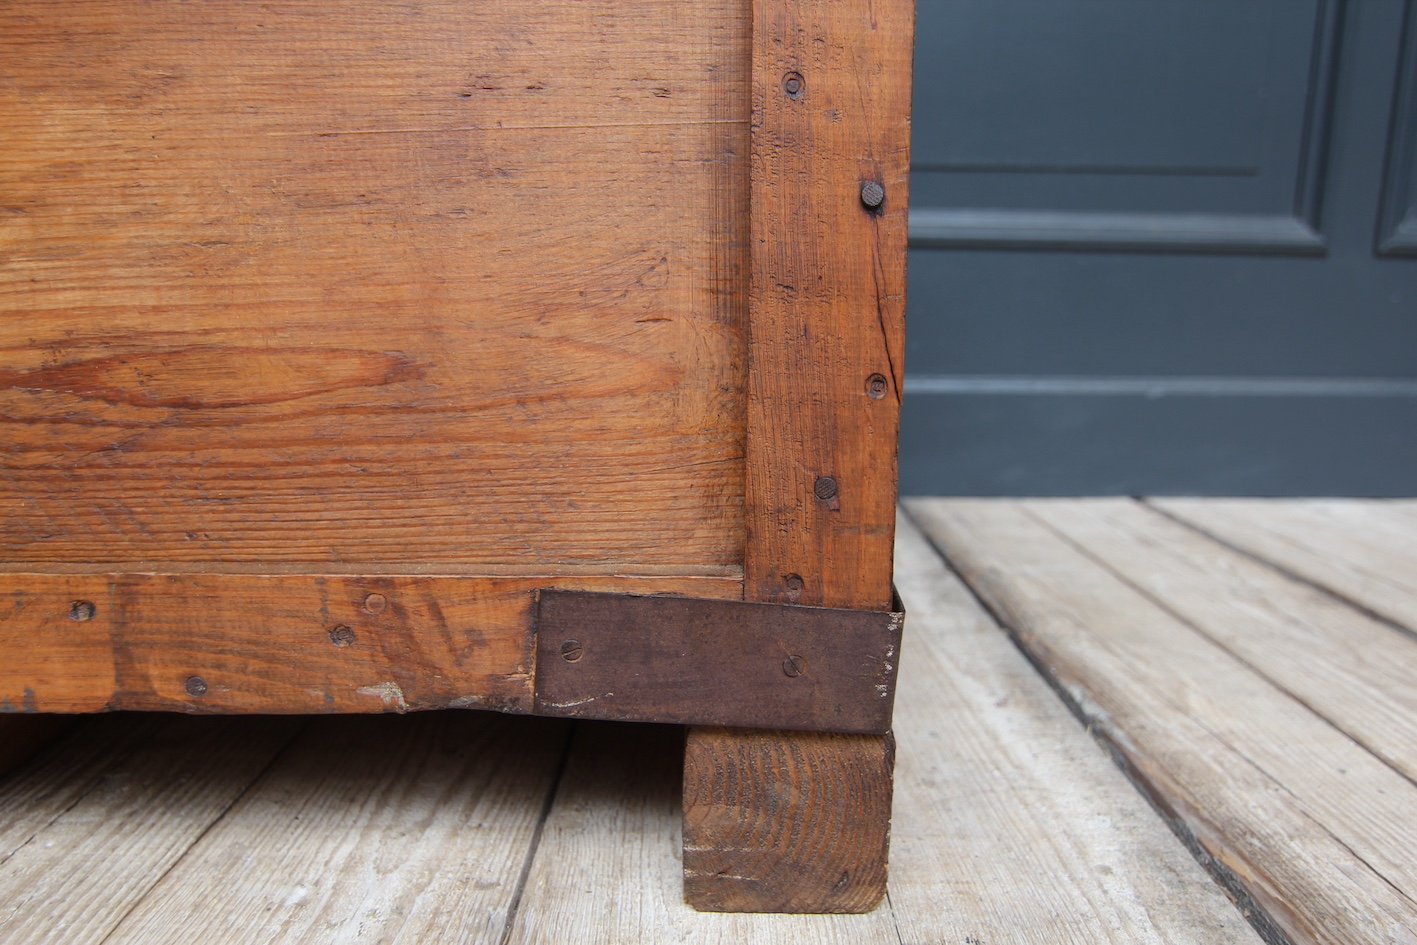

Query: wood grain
[
  {"left": 909, "top": 498, "right": 1417, "bottom": 945},
  {"left": 682, "top": 0, "right": 914, "bottom": 912},
  {"left": 683, "top": 728, "right": 894, "bottom": 914},
  {"left": 0, "top": 715, "right": 170, "bottom": 859},
  {"left": 1152, "top": 499, "right": 1417, "bottom": 634},
  {"left": 0, "top": 0, "right": 749, "bottom": 571},
  {"left": 740, "top": 2, "right": 911, "bottom": 611},
  {"left": 1031, "top": 499, "right": 1417, "bottom": 784},
  {"left": 0, "top": 571, "right": 739, "bottom": 713},
  {"left": 888, "top": 512, "right": 1260, "bottom": 945},
  {"left": 0, "top": 715, "right": 300, "bottom": 945},
  {"left": 102, "top": 713, "right": 568, "bottom": 945}
]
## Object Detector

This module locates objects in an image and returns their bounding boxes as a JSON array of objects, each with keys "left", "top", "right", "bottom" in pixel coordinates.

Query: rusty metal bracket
[{"left": 531, "top": 588, "right": 905, "bottom": 734}]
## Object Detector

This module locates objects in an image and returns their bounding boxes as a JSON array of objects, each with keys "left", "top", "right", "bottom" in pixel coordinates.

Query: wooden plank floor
[{"left": 2, "top": 500, "right": 1414, "bottom": 944}]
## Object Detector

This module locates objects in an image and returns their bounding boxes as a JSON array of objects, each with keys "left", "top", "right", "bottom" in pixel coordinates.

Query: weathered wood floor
[{"left": 2, "top": 499, "right": 1414, "bottom": 944}]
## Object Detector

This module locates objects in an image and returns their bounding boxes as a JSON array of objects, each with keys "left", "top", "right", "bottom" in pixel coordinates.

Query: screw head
[
  {"left": 363, "top": 593, "right": 387, "bottom": 615},
  {"left": 782, "top": 655, "right": 806, "bottom": 678},
  {"left": 782, "top": 71, "right": 804, "bottom": 98},
  {"left": 69, "top": 600, "right": 96, "bottom": 622},
  {"left": 560, "top": 640, "right": 583, "bottom": 662},
  {"left": 784, "top": 573, "right": 805, "bottom": 594},
  {"left": 329, "top": 625, "right": 356, "bottom": 647},
  {"left": 814, "top": 476, "right": 839, "bottom": 501},
  {"left": 866, "top": 373, "right": 889, "bottom": 399},
  {"left": 860, "top": 180, "right": 886, "bottom": 210},
  {"left": 184, "top": 676, "right": 208, "bottom": 697}
]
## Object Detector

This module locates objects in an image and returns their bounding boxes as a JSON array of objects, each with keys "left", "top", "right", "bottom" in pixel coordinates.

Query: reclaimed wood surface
[
  {"left": 0, "top": 572, "right": 739, "bottom": 713},
  {"left": 1153, "top": 498, "right": 1417, "bottom": 634},
  {"left": 683, "top": 728, "right": 895, "bottom": 913},
  {"left": 0, "top": 0, "right": 748, "bottom": 572},
  {"left": 909, "top": 498, "right": 1417, "bottom": 945},
  {"left": 682, "top": 0, "right": 914, "bottom": 912},
  {"left": 1030, "top": 499, "right": 1417, "bottom": 783},
  {"left": 102, "top": 714, "right": 567, "bottom": 945},
  {"left": 739, "top": 0, "right": 910, "bottom": 613},
  {"left": 0, "top": 716, "right": 301, "bottom": 944},
  {"left": 885, "top": 513, "right": 1258, "bottom": 945},
  {"left": 2, "top": 501, "right": 1312, "bottom": 944},
  {"left": 0, "top": 715, "right": 176, "bottom": 860}
]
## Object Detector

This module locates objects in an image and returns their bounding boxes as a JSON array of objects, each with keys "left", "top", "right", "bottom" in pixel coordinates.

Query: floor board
[
  {"left": 0, "top": 716, "right": 301, "bottom": 944},
  {"left": 102, "top": 713, "right": 570, "bottom": 945},
  {"left": 882, "top": 513, "right": 1260, "bottom": 945},
  {"left": 908, "top": 498, "right": 1417, "bottom": 945},
  {"left": 1152, "top": 498, "right": 1417, "bottom": 635},
  {"left": 1028, "top": 498, "right": 1417, "bottom": 783}
]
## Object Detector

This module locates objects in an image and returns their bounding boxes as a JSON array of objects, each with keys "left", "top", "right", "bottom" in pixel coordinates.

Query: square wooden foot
[{"left": 681, "top": 727, "right": 895, "bottom": 913}]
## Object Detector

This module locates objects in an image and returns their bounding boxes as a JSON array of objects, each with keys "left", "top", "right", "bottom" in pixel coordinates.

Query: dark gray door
[{"left": 901, "top": 0, "right": 1417, "bottom": 495}]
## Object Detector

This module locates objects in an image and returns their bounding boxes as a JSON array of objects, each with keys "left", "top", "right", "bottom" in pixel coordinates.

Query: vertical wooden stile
[{"left": 681, "top": 0, "right": 915, "bottom": 913}]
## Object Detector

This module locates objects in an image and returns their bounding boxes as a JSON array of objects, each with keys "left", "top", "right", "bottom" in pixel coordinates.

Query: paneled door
[{"left": 902, "top": 0, "right": 1417, "bottom": 495}]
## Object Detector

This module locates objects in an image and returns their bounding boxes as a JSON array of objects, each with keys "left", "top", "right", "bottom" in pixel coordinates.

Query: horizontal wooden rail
[{"left": 0, "top": 572, "right": 739, "bottom": 714}]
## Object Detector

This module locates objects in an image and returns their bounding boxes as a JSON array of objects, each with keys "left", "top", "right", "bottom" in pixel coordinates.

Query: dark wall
[{"left": 899, "top": 0, "right": 1417, "bottom": 496}]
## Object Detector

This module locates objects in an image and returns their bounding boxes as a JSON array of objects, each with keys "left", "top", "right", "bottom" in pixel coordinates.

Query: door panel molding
[
  {"left": 909, "top": 208, "right": 1324, "bottom": 254},
  {"left": 911, "top": 0, "right": 1343, "bottom": 255},
  {"left": 1378, "top": 0, "right": 1417, "bottom": 255}
]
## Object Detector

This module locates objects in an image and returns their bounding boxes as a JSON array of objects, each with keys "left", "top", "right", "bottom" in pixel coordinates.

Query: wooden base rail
[{"left": 1, "top": 578, "right": 902, "bottom": 732}]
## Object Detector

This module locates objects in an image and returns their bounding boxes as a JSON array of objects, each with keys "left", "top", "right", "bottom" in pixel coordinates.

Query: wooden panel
[
  {"left": 910, "top": 498, "right": 1417, "bottom": 945},
  {"left": 741, "top": 0, "right": 910, "bottom": 609},
  {"left": 0, "top": 0, "right": 749, "bottom": 570},
  {"left": 683, "top": 0, "right": 914, "bottom": 914},
  {"left": 0, "top": 571, "right": 739, "bottom": 713},
  {"left": 102, "top": 714, "right": 567, "bottom": 945},
  {"left": 0, "top": 715, "right": 299, "bottom": 945}
]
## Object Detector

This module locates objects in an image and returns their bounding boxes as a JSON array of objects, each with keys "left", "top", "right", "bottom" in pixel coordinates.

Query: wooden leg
[{"left": 682, "top": 727, "right": 895, "bottom": 913}]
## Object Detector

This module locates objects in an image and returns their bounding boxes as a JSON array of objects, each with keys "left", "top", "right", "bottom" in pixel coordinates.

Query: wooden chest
[{"left": 0, "top": 0, "right": 914, "bottom": 914}]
